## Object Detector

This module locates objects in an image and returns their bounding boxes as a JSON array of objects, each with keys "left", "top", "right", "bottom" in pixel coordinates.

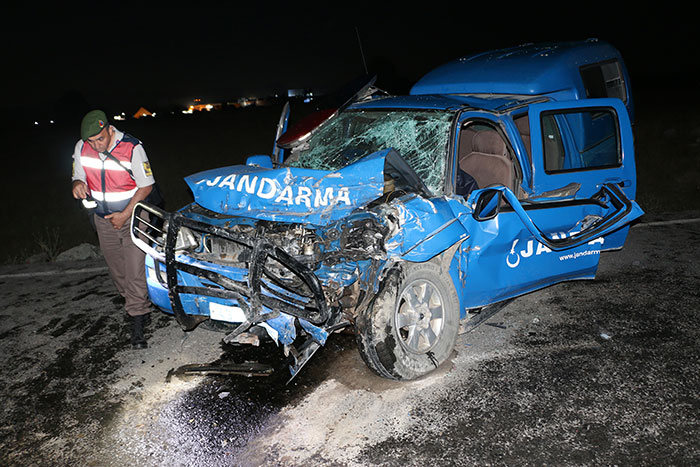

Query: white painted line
[
  {"left": 634, "top": 217, "right": 700, "bottom": 228},
  {"left": 0, "top": 266, "right": 109, "bottom": 280}
]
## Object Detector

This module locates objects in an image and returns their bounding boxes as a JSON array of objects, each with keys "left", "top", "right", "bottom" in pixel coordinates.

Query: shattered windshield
[{"left": 284, "top": 109, "right": 454, "bottom": 193}]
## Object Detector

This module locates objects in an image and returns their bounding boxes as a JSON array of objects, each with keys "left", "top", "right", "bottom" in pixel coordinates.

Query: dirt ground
[{"left": 1, "top": 213, "right": 699, "bottom": 466}]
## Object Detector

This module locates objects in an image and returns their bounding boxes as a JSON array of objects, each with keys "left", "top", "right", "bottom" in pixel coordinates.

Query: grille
[{"left": 132, "top": 203, "right": 329, "bottom": 329}]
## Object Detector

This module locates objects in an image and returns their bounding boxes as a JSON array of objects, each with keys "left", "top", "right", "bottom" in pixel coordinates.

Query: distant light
[
  {"left": 113, "top": 115, "right": 125, "bottom": 121},
  {"left": 34, "top": 121, "right": 39, "bottom": 125},
  {"left": 49, "top": 120, "right": 54, "bottom": 124}
]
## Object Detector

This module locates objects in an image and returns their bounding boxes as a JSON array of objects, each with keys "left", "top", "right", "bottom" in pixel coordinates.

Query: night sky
[{"left": 3, "top": 6, "right": 697, "bottom": 118}]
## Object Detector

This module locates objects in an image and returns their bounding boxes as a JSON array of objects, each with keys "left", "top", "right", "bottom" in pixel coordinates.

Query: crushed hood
[{"left": 185, "top": 149, "right": 392, "bottom": 225}]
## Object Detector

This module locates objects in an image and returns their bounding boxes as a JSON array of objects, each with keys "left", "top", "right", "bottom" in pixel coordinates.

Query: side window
[
  {"left": 580, "top": 60, "right": 627, "bottom": 104},
  {"left": 542, "top": 114, "right": 565, "bottom": 171},
  {"left": 542, "top": 108, "right": 621, "bottom": 173}
]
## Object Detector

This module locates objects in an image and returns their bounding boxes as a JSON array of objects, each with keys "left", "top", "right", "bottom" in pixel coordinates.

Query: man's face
[{"left": 86, "top": 126, "right": 113, "bottom": 153}]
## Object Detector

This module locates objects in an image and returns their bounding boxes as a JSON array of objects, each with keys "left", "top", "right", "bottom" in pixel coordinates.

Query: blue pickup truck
[{"left": 131, "top": 39, "right": 643, "bottom": 380}]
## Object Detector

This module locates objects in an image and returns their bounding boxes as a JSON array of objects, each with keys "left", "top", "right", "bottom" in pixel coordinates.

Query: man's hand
[
  {"left": 100, "top": 185, "right": 153, "bottom": 230},
  {"left": 104, "top": 210, "right": 131, "bottom": 229},
  {"left": 72, "top": 180, "right": 88, "bottom": 199}
]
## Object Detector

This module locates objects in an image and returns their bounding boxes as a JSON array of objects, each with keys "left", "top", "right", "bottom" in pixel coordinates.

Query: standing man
[{"left": 71, "top": 110, "right": 154, "bottom": 349}]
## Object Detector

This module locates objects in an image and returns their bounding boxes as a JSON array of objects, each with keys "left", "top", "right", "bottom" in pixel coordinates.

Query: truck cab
[
  {"left": 407, "top": 39, "right": 637, "bottom": 252},
  {"left": 411, "top": 39, "right": 633, "bottom": 118}
]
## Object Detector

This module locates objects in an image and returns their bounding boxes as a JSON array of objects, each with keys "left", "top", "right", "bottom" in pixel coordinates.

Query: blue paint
[
  {"left": 299, "top": 318, "right": 329, "bottom": 345},
  {"left": 390, "top": 196, "right": 469, "bottom": 262},
  {"left": 410, "top": 39, "right": 633, "bottom": 120},
  {"left": 452, "top": 185, "right": 643, "bottom": 308},
  {"left": 184, "top": 149, "right": 388, "bottom": 225},
  {"left": 528, "top": 98, "right": 637, "bottom": 200},
  {"left": 263, "top": 314, "right": 297, "bottom": 345}
]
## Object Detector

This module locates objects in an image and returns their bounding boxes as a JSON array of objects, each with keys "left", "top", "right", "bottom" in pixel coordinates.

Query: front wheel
[{"left": 355, "top": 261, "right": 460, "bottom": 380}]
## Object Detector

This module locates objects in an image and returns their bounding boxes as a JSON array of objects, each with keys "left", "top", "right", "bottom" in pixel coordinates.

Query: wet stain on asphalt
[
  {"left": 62, "top": 276, "right": 97, "bottom": 288},
  {"left": 70, "top": 289, "right": 99, "bottom": 301},
  {"left": 158, "top": 334, "right": 356, "bottom": 457},
  {"left": 101, "top": 329, "right": 360, "bottom": 466},
  {"left": 45, "top": 313, "right": 88, "bottom": 337}
]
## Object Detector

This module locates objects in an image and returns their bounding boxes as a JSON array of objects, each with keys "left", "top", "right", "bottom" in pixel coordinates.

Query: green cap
[{"left": 81, "top": 110, "right": 109, "bottom": 141}]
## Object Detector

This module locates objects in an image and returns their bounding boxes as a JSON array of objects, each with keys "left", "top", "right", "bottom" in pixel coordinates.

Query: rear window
[{"left": 580, "top": 60, "right": 627, "bottom": 103}]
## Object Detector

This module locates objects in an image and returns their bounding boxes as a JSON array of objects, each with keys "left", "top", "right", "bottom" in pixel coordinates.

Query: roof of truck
[
  {"left": 349, "top": 93, "right": 546, "bottom": 113},
  {"left": 409, "top": 39, "right": 624, "bottom": 98}
]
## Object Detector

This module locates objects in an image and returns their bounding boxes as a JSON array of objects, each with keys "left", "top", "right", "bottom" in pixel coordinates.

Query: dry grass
[{"left": 33, "top": 227, "right": 62, "bottom": 262}]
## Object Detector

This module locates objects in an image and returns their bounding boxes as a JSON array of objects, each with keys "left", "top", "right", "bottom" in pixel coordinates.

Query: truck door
[
  {"left": 452, "top": 184, "right": 642, "bottom": 308},
  {"left": 449, "top": 98, "right": 642, "bottom": 308},
  {"left": 528, "top": 98, "right": 638, "bottom": 250}
]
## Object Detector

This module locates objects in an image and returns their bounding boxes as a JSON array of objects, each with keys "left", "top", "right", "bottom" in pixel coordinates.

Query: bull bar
[{"left": 130, "top": 202, "right": 331, "bottom": 341}]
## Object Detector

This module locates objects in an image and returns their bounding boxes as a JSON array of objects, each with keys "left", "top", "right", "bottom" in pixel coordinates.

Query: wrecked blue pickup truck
[{"left": 131, "top": 39, "right": 643, "bottom": 380}]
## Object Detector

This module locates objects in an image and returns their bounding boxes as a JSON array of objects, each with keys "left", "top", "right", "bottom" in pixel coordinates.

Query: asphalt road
[{"left": 0, "top": 213, "right": 698, "bottom": 466}]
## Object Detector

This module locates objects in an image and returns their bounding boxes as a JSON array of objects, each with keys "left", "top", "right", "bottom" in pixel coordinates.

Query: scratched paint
[{"left": 184, "top": 150, "right": 388, "bottom": 225}]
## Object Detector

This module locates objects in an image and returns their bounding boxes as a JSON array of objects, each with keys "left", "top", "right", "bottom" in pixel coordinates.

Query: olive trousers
[{"left": 94, "top": 213, "right": 151, "bottom": 317}]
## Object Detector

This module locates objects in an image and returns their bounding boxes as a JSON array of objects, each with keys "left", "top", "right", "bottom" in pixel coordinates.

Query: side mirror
[
  {"left": 473, "top": 189, "right": 501, "bottom": 221},
  {"left": 246, "top": 155, "right": 273, "bottom": 168}
]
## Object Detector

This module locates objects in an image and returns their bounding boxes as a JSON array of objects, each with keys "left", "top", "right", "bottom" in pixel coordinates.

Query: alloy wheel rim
[{"left": 395, "top": 279, "right": 445, "bottom": 354}]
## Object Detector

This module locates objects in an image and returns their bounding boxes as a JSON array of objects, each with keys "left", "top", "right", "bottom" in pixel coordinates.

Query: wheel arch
[{"left": 354, "top": 253, "right": 461, "bottom": 380}]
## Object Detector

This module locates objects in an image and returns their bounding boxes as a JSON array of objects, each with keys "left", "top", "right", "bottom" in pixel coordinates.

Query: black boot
[{"left": 130, "top": 314, "right": 149, "bottom": 349}]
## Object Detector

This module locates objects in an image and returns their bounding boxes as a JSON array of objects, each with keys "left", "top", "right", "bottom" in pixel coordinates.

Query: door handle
[{"left": 603, "top": 177, "right": 631, "bottom": 188}]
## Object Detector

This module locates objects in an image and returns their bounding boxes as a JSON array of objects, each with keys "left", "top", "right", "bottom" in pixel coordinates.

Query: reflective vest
[{"left": 80, "top": 133, "right": 140, "bottom": 216}]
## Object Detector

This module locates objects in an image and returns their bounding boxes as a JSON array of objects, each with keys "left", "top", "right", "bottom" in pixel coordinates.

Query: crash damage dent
[
  {"left": 131, "top": 149, "right": 467, "bottom": 375},
  {"left": 184, "top": 149, "right": 387, "bottom": 225}
]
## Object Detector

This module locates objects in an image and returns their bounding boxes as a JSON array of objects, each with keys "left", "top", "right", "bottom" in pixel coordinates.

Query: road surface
[{"left": 1, "top": 213, "right": 698, "bottom": 466}]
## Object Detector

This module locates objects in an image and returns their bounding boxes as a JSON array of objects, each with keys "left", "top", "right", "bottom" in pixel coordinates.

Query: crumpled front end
[
  {"left": 130, "top": 165, "right": 414, "bottom": 377},
  {"left": 134, "top": 203, "right": 400, "bottom": 376}
]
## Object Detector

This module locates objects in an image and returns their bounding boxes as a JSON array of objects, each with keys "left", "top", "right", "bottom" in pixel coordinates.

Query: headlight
[{"left": 175, "top": 226, "right": 199, "bottom": 251}]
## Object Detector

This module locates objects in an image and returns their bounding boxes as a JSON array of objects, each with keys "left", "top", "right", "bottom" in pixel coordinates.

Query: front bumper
[{"left": 131, "top": 202, "right": 333, "bottom": 344}]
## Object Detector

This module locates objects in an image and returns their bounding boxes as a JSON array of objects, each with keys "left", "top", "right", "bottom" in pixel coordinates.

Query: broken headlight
[
  {"left": 175, "top": 226, "right": 199, "bottom": 251},
  {"left": 162, "top": 220, "right": 199, "bottom": 252},
  {"left": 340, "top": 218, "right": 387, "bottom": 256}
]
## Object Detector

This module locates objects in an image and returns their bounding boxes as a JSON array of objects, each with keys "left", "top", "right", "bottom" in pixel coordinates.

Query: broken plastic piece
[{"left": 166, "top": 362, "right": 275, "bottom": 380}]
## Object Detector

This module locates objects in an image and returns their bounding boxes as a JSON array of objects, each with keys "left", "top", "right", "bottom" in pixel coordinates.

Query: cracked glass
[{"left": 285, "top": 109, "right": 453, "bottom": 193}]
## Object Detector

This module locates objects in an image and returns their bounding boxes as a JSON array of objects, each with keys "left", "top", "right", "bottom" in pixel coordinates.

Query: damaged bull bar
[{"left": 131, "top": 203, "right": 332, "bottom": 347}]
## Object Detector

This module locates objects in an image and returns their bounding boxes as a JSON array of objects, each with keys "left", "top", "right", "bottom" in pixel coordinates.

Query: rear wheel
[{"left": 355, "top": 261, "right": 459, "bottom": 380}]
